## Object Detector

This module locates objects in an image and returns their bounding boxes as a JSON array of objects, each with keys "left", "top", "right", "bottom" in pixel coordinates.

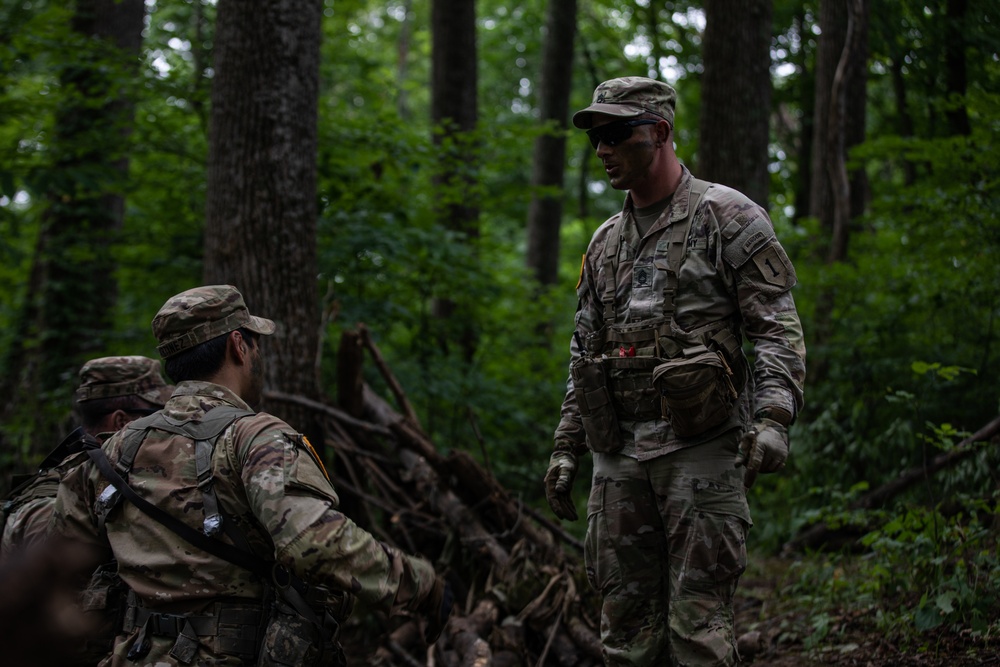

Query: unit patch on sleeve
[{"left": 752, "top": 245, "right": 793, "bottom": 287}]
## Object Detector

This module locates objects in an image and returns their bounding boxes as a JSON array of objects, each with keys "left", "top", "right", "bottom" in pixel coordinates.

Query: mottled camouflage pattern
[
  {"left": 75, "top": 355, "right": 174, "bottom": 405},
  {"left": 586, "top": 438, "right": 749, "bottom": 666},
  {"left": 1, "top": 470, "right": 60, "bottom": 558},
  {"left": 555, "top": 165, "right": 806, "bottom": 459},
  {"left": 53, "top": 381, "right": 437, "bottom": 666},
  {"left": 573, "top": 76, "right": 677, "bottom": 129},
  {"left": 554, "top": 165, "right": 805, "bottom": 665},
  {"left": 152, "top": 285, "right": 276, "bottom": 358}
]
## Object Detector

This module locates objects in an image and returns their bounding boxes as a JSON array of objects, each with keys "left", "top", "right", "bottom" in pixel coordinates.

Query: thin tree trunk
[
  {"left": 525, "top": 0, "right": 578, "bottom": 288},
  {"left": 944, "top": 0, "right": 970, "bottom": 136},
  {"left": 430, "top": 0, "right": 479, "bottom": 361}
]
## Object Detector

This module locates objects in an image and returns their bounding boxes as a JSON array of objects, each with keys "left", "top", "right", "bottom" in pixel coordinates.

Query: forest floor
[{"left": 735, "top": 556, "right": 999, "bottom": 667}]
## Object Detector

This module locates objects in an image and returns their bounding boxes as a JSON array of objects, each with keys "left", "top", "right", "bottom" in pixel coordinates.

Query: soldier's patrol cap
[
  {"left": 75, "top": 356, "right": 174, "bottom": 405},
  {"left": 152, "top": 285, "right": 276, "bottom": 359},
  {"left": 572, "top": 76, "right": 676, "bottom": 129}
]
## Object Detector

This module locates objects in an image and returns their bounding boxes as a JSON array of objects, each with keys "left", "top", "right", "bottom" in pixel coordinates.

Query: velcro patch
[{"left": 722, "top": 216, "right": 774, "bottom": 268}]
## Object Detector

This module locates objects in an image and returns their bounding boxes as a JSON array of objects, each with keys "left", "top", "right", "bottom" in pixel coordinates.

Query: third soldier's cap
[
  {"left": 572, "top": 76, "right": 677, "bottom": 129},
  {"left": 75, "top": 356, "right": 174, "bottom": 405},
  {"left": 152, "top": 285, "right": 276, "bottom": 359}
]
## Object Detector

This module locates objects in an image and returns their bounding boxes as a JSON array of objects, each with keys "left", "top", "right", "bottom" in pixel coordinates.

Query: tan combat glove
[
  {"left": 739, "top": 410, "right": 791, "bottom": 490},
  {"left": 544, "top": 450, "right": 579, "bottom": 521}
]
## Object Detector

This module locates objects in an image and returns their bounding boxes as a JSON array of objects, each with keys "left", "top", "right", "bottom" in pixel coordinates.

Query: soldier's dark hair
[
  {"left": 75, "top": 395, "right": 158, "bottom": 431},
  {"left": 164, "top": 327, "right": 258, "bottom": 383}
]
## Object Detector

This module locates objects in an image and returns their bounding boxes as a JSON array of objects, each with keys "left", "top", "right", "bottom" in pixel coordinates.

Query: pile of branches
[{"left": 266, "top": 325, "right": 603, "bottom": 667}]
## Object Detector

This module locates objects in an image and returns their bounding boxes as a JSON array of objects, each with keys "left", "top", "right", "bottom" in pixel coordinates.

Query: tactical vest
[
  {"left": 90, "top": 406, "right": 349, "bottom": 666},
  {"left": 572, "top": 179, "right": 749, "bottom": 447}
]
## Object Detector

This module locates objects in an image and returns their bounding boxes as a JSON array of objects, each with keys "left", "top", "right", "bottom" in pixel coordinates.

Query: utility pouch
[
  {"left": 257, "top": 598, "right": 345, "bottom": 667},
  {"left": 570, "top": 355, "right": 622, "bottom": 453},
  {"left": 652, "top": 349, "right": 738, "bottom": 438}
]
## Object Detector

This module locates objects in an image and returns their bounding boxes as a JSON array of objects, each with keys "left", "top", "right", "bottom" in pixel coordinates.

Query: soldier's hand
[
  {"left": 544, "top": 451, "right": 579, "bottom": 521},
  {"left": 739, "top": 418, "right": 789, "bottom": 489},
  {"left": 422, "top": 576, "right": 453, "bottom": 645}
]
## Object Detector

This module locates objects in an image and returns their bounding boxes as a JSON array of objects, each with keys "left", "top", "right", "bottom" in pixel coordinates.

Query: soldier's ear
[{"left": 111, "top": 409, "right": 131, "bottom": 431}]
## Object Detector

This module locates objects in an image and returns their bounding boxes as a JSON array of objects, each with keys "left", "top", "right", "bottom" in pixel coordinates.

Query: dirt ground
[{"left": 735, "top": 557, "right": 999, "bottom": 667}]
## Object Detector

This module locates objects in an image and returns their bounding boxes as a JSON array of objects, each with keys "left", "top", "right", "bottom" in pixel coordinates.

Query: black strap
[
  {"left": 86, "top": 447, "right": 272, "bottom": 581},
  {"left": 87, "top": 446, "right": 334, "bottom": 637}
]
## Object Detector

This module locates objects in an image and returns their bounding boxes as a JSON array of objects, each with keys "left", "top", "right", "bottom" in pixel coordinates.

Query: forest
[{"left": 0, "top": 0, "right": 998, "bottom": 665}]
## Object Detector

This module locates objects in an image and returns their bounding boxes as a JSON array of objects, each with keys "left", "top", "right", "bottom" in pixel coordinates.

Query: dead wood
[
  {"left": 264, "top": 326, "right": 602, "bottom": 666},
  {"left": 784, "top": 414, "right": 1000, "bottom": 554}
]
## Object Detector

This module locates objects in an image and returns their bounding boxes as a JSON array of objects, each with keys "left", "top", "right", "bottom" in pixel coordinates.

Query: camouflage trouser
[{"left": 585, "top": 431, "right": 751, "bottom": 666}]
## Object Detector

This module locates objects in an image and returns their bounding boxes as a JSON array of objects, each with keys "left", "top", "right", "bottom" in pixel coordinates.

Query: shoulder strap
[
  {"left": 662, "top": 177, "right": 710, "bottom": 321},
  {"left": 86, "top": 446, "right": 271, "bottom": 579},
  {"left": 87, "top": 440, "right": 331, "bottom": 637},
  {"left": 600, "top": 214, "right": 628, "bottom": 323},
  {"left": 107, "top": 406, "right": 254, "bottom": 534}
]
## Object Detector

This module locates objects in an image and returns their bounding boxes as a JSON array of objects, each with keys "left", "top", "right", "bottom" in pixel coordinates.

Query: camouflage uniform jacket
[
  {"left": 53, "top": 380, "right": 436, "bottom": 620},
  {"left": 554, "top": 166, "right": 806, "bottom": 460}
]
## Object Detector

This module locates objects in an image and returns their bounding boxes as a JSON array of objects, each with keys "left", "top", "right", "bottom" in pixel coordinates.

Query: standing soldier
[
  {"left": 52, "top": 285, "right": 451, "bottom": 666},
  {"left": 543, "top": 77, "right": 806, "bottom": 666}
]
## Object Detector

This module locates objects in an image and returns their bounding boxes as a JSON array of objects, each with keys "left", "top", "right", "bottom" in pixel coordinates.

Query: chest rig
[{"left": 577, "top": 178, "right": 747, "bottom": 437}]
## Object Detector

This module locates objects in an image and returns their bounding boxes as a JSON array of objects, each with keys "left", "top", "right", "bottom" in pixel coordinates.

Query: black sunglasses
[{"left": 587, "top": 119, "right": 659, "bottom": 149}]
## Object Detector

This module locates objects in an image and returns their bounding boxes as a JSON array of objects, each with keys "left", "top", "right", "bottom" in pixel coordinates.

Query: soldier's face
[{"left": 591, "top": 115, "right": 656, "bottom": 191}]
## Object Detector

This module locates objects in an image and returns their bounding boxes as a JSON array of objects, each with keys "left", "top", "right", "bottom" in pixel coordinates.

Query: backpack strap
[
  {"left": 87, "top": 418, "right": 338, "bottom": 648},
  {"left": 96, "top": 406, "right": 254, "bottom": 534}
]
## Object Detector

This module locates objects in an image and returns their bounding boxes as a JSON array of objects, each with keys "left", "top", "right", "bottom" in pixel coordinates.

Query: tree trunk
[
  {"left": 807, "top": 0, "right": 869, "bottom": 385},
  {"left": 525, "top": 0, "right": 577, "bottom": 289},
  {"left": 699, "top": 0, "right": 773, "bottom": 207},
  {"left": 203, "top": 0, "right": 323, "bottom": 445},
  {"left": 944, "top": 0, "right": 970, "bottom": 136},
  {"left": 0, "top": 0, "right": 145, "bottom": 450},
  {"left": 430, "top": 0, "right": 479, "bottom": 361},
  {"left": 792, "top": 8, "right": 816, "bottom": 223},
  {"left": 808, "top": 0, "right": 869, "bottom": 228}
]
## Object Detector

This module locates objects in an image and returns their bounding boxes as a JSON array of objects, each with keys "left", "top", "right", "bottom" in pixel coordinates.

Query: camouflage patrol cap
[
  {"left": 152, "top": 285, "right": 276, "bottom": 359},
  {"left": 572, "top": 76, "right": 676, "bottom": 129},
  {"left": 75, "top": 356, "right": 174, "bottom": 405}
]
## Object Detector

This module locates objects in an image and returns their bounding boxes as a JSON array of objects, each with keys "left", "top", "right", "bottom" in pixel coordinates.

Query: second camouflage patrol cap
[
  {"left": 572, "top": 76, "right": 677, "bottom": 129},
  {"left": 75, "top": 356, "right": 174, "bottom": 405},
  {"left": 152, "top": 285, "right": 276, "bottom": 359}
]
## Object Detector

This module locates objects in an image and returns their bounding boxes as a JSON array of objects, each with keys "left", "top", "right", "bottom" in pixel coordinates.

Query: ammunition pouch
[
  {"left": 652, "top": 347, "right": 738, "bottom": 438},
  {"left": 79, "top": 561, "right": 128, "bottom": 661},
  {"left": 570, "top": 355, "right": 621, "bottom": 453}
]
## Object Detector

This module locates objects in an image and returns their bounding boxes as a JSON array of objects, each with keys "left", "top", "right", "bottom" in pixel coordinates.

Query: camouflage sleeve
[
  {"left": 713, "top": 197, "right": 806, "bottom": 419},
  {"left": 230, "top": 416, "right": 436, "bottom": 615},
  {"left": 1, "top": 494, "right": 55, "bottom": 558},
  {"left": 49, "top": 458, "right": 114, "bottom": 568},
  {"left": 552, "top": 217, "right": 620, "bottom": 453}
]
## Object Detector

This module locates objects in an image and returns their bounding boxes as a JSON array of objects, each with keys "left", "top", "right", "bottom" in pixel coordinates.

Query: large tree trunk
[
  {"left": 525, "top": 0, "right": 578, "bottom": 289},
  {"left": 0, "top": 0, "right": 145, "bottom": 451},
  {"left": 699, "top": 0, "right": 773, "bottom": 207},
  {"left": 430, "top": 0, "right": 479, "bottom": 361},
  {"left": 203, "top": 0, "right": 323, "bottom": 445}
]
